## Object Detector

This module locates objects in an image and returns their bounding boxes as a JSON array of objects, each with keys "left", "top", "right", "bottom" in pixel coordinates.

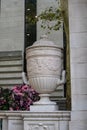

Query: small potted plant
[{"left": 0, "top": 84, "right": 39, "bottom": 111}]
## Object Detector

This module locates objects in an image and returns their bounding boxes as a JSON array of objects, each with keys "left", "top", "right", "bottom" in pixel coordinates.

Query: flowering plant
[
  {"left": 0, "top": 87, "right": 11, "bottom": 110},
  {"left": 0, "top": 84, "right": 39, "bottom": 110}
]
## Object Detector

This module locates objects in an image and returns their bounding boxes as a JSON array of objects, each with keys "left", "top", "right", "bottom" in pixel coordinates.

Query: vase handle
[
  {"left": 22, "top": 72, "right": 29, "bottom": 85},
  {"left": 57, "top": 70, "right": 66, "bottom": 86}
]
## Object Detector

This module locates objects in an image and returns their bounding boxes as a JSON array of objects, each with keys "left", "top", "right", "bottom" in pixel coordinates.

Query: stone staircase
[{"left": 0, "top": 51, "right": 23, "bottom": 88}]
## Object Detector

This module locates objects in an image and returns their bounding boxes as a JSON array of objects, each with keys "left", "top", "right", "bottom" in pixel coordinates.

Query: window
[{"left": 25, "top": 0, "right": 36, "bottom": 47}]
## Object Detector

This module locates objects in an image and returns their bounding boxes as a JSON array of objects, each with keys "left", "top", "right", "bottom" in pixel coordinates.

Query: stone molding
[{"left": 0, "top": 111, "right": 70, "bottom": 130}]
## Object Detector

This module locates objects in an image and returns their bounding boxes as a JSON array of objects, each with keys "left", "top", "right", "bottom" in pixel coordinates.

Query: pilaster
[{"left": 68, "top": 0, "right": 87, "bottom": 129}]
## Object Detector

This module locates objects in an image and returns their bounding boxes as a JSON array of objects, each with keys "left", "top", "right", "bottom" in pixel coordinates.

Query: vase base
[
  {"left": 30, "top": 103, "right": 58, "bottom": 112},
  {"left": 30, "top": 94, "right": 58, "bottom": 112}
]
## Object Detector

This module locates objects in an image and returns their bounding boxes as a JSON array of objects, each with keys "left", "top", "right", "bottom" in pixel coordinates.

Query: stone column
[{"left": 68, "top": 0, "right": 87, "bottom": 129}]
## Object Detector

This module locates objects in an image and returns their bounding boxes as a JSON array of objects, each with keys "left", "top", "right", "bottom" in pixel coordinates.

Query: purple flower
[{"left": 0, "top": 84, "right": 40, "bottom": 110}]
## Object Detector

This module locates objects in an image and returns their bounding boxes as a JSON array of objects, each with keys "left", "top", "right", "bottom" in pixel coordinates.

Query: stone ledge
[
  {"left": 0, "top": 111, "right": 70, "bottom": 120},
  {"left": 0, "top": 111, "right": 70, "bottom": 130},
  {"left": 0, "top": 51, "right": 22, "bottom": 58}
]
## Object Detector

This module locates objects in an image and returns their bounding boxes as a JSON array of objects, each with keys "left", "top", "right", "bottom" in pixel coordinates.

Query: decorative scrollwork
[{"left": 29, "top": 123, "right": 50, "bottom": 130}]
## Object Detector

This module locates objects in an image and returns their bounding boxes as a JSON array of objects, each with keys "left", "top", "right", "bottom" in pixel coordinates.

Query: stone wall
[
  {"left": 68, "top": 0, "right": 87, "bottom": 129},
  {"left": 0, "top": 0, "right": 24, "bottom": 51},
  {"left": 0, "top": 0, "right": 24, "bottom": 87}
]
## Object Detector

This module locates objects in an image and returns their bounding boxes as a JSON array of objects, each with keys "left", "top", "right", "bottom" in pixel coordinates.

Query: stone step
[
  {"left": 51, "top": 85, "right": 64, "bottom": 97},
  {"left": 0, "top": 66, "right": 22, "bottom": 72},
  {"left": 0, "top": 84, "right": 22, "bottom": 88},
  {"left": 0, "top": 60, "right": 22, "bottom": 66},
  {"left": 0, "top": 51, "right": 22, "bottom": 58},
  {"left": 0, "top": 79, "right": 22, "bottom": 85},
  {"left": 51, "top": 90, "right": 64, "bottom": 97},
  {"left": 50, "top": 97, "right": 67, "bottom": 110},
  {"left": 0, "top": 72, "right": 22, "bottom": 78},
  {"left": 0, "top": 51, "right": 23, "bottom": 88},
  {"left": 0, "top": 56, "right": 22, "bottom": 61}
]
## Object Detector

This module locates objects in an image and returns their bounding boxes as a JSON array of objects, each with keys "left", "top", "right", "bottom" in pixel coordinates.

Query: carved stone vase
[{"left": 26, "top": 35, "right": 64, "bottom": 111}]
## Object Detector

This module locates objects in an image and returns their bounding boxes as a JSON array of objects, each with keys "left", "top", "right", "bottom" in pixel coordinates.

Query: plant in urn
[{"left": 26, "top": 35, "right": 65, "bottom": 111}]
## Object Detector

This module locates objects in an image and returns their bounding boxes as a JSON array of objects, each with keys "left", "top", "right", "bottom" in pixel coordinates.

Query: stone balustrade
[{"left": 0, "top": 111, "right": 70, "bottom": 130}]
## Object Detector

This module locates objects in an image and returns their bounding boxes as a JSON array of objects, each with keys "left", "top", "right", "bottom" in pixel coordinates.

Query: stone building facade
[{"left": 0, "top": 0, "right": 87, "bottom": 130}]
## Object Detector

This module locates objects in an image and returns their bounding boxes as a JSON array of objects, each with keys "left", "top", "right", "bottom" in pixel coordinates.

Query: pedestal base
[
  {"left": 23, "top": 111, "right": 70, "bottom": 130},
  {"left": 30, "top": 94, "right": 58, "bottom": 112},
  {"left": 30, "top": 103, "right": 58, "bottom": 112}
]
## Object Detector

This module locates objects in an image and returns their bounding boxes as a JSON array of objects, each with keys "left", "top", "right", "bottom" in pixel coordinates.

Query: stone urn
[{"left": 26, "top": 35, "right": 65, "bottom": 111}]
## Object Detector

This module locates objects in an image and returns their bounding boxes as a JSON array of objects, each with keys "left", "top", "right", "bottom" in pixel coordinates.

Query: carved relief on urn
[{"left": 26, "top": 35, "right": 65, "bottom": 111}]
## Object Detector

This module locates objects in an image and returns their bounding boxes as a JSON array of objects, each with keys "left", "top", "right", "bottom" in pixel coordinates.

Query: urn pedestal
[{"left": 26, "top": 35, "right": 65, "bottom": 111}]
